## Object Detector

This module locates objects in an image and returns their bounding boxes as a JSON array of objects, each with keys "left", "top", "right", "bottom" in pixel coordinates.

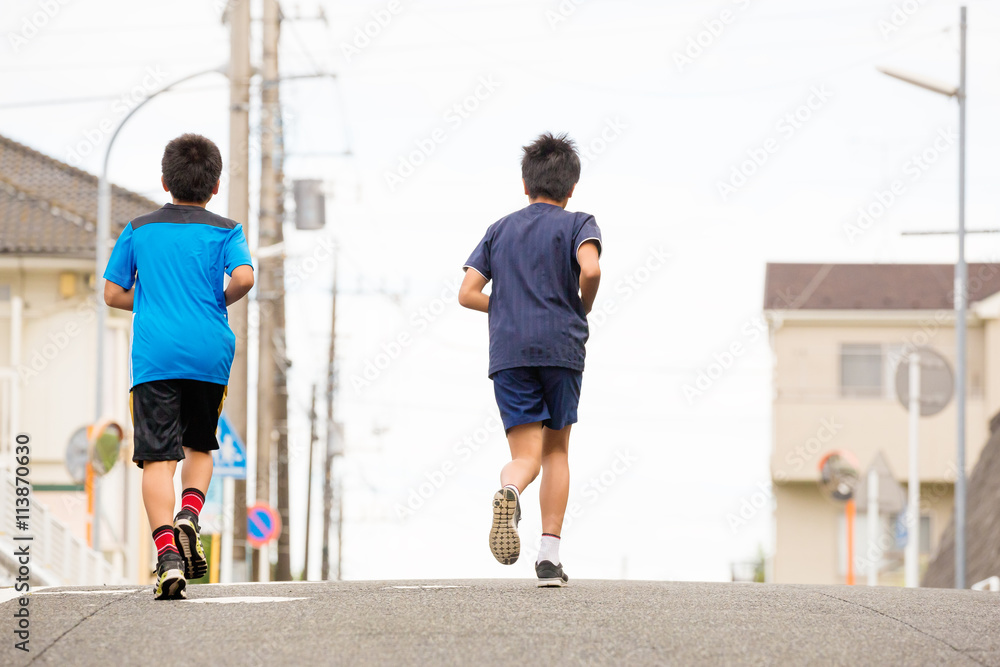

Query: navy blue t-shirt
[
  {"left": 464, "top": 202, "right": 602, "bottom": 377},
  {"left": 104, "top": 203, "right": 253, "bottom": 388}
]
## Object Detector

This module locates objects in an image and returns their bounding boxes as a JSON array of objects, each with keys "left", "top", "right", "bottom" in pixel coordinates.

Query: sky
[{"left": 4, "top": 0, "right": 1000, "bottom": 582}]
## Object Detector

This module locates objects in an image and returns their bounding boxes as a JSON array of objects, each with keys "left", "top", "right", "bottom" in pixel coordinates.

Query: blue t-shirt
[
  {"left": 464, "top": 202, "right": 602, "bottom": 377},
  {"left": 103, "top": 203, "right": 253, "bottom": 388}
]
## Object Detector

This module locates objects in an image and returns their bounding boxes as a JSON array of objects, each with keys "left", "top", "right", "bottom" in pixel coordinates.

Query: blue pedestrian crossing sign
[{"left": 213, "top": 412, "right": 247, "bottom": 479}]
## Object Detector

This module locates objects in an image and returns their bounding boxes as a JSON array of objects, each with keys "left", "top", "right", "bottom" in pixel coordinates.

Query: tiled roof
[
  {"left": 764, "top": 263, "right": 1000, "bottom": 311},
  {"left": 922, "top": 411, "right": 1000, "bottom": 588},
  {"left": 0, "top": 133, "right": 160, "bottom": 259}
]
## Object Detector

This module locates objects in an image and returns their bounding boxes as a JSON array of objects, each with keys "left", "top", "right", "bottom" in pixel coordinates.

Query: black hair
[
  {"left": 161, "top": 133, "right": 223, "bottom": 203},
  {"left": 521, "top": 132, "right": 580, "bottom": 201}
]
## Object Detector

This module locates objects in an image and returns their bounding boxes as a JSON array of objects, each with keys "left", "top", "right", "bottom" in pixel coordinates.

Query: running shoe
[
  {"left": 489, "top": 487, "right": 521, "bottom": 565},
  {"left": 173, "top": 509, "right": 209, "bottom": 580},
  {"left": 535, "top": 560, "right": 569, "bottom": 587},
  {"left": 154, "top": 554, "right": 187, "bottom": 600}
]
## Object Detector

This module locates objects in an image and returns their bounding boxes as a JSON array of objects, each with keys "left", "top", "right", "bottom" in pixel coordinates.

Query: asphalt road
[{"left": 2, "top": 579, "right": 998, "bottom": 666}]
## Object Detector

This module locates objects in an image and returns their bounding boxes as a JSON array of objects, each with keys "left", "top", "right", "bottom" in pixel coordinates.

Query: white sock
[
  {"left": 537, "top": 534, "right": 560, "bottom": 565},
  {"left": 503, "top": 484, "right": 519, "bottom": 500}
]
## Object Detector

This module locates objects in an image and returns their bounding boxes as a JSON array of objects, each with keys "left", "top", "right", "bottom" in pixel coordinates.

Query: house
[
  {"left": 0, "top": 133, "right": 160, "bottom": 584},
  {"left": 764, "top": 262, "right": 1000, "bottom": 585}
]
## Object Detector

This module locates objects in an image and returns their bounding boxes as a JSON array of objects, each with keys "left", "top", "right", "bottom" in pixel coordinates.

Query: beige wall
[
  {"left": 774, "top": 481, "right": 955, "bottom": 585},
  {"left": 0, "top": 266, "right": 131, "bottom": 483},
  {"left": 768, "top": 311, "right": 992, "bottom": 585},
  {"left": 770, "top": 317, "right": 991, "bottom": 484}
]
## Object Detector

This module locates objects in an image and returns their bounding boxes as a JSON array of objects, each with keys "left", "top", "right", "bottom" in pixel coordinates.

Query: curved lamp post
[{"left": 878, "top": 6, "right": 967, "bottom": 589}]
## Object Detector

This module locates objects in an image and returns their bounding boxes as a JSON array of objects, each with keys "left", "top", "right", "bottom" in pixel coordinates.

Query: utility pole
[
  {"left": 321, "top": 259, "right": 338, "bottom": 580},
  {"left": 256, "top": 0, "right": 287, "bottom": 582},
  {"left": 225, "top": 0, "right": 252, "bottom": 583},
  {"left": 303, "top": 384, "right": 318, "bottom": 578}
]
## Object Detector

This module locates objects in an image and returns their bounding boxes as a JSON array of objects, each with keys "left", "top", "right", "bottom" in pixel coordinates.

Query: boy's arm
[
  {"left": 104, "top": 280, "right": 134, "bottom": 311},
  {"left": 458, "top": 268, "right": 489, "bottom": 313},
  {"left": 225, "top": 265, "right": 255, "bottom": 306},
  {"left": 577, "top": 240, "right": 601, "bottom": 315}
]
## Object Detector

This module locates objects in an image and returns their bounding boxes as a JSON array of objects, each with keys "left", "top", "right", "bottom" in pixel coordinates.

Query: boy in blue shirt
[
  {"left": 104, "top": 134, "right": 254, "bottom": 599},
  {"left": 459, "top": 132, "right": 602, "bottom": 587}
]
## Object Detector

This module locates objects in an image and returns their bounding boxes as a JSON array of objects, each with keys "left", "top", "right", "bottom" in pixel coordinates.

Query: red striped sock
[
  {"left": 153, "top": 525, "right": 178, "bottom": 558},
  {"left": 181, "top": 488, "right": 205, "bottom": 517}
]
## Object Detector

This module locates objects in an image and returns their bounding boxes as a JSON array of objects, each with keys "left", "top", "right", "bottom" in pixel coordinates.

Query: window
[
  {"left": 840, "top": 344, "right": 883, "bottom": 397},
  {"left": 840, "top": 343, "right": 904, "bottom": 399}
]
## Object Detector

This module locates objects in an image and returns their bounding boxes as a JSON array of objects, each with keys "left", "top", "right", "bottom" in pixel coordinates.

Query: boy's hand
[
  {"left": 225, "top": 265, "right": 255, "bottom": 306},
  {"left": 577, "top": 240, "right": 601, "bottom": 315},
  {"left": 104, "top": 280, "right": 134, "bottom": 311},
  {"left": 458, "top": 269, "right": 490, "bottom": 313}
]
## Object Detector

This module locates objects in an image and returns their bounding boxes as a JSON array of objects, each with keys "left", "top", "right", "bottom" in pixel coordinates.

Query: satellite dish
[
  {"left": 65, "top": 426, "right": 90, "bottom": 484},
  {"left": 818, "top": 450, "right": 860, "bottom": 502}
]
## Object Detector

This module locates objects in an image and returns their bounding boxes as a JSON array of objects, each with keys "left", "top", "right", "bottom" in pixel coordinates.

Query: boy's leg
[
  {"left": 173, "top": 381, "right": 225, "bottom": 580},
  {"left": 131, "top": 380, "right": 188, "bottom": 599},
  {"left": 142, "top": 460, "right": 178, "bottom": 534},
  {"left": 539, "top": 424, "right": 571, "bottom": 537},
  {"left": 500, "top": 422, "right": 543, "bottom": 492}
]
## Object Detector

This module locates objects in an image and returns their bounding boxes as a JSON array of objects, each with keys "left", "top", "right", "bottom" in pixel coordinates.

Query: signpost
[
  {"left": 213, "top": 412, "right": 246, "bottom": 583},
  {"left": 894, "top": 347, "right": 954, "bottom": 588},
  {"left": 818, "top": 450, "right": 860, "bottom": 585},
  {"left": 247, "top": 502, "right": 281, "bottom": 549}
]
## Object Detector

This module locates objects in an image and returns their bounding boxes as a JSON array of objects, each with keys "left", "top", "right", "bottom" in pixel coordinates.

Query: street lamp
[
  {"left": 877, "top": 6, "right": 967, "bottom": 589},
  {"left": 93, "top": 64, "right": 229, "bottom": 552}
]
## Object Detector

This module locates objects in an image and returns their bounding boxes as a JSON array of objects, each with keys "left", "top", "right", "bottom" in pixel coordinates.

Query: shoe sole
[
  {"left": 155, "top": 568, "right": 187, "bottom": 600},
  {"left": 489, "top": 488, "right": 520, "bottom": 565},
  {"left": 174, "top": 519, "right": 208, "bottom": 580},
  {"left": 537, "top": 577, "right": 568, "bottom": 588}
]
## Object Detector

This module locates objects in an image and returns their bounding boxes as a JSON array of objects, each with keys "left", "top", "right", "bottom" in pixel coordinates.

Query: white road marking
[
  {"left": 182, "top": 596, "right": 308, "bottom": 604},
  {"left": 202, "top": 580, "right": 319, "bottom": 586},
  {"left": 33, "top": 589, "right": 138, "bottom": 596},
  {"left": 386, "top": 585, "right": 469, "bottom": 590}
]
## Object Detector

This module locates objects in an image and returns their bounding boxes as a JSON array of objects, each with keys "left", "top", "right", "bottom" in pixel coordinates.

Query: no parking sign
[{"left": 247, "top": 502, "right": 281, "bottom": 548}]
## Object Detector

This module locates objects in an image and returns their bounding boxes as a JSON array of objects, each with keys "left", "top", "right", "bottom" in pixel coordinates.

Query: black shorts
[{"left": 130, "top": 379, "right": 227, "bottom": 468}]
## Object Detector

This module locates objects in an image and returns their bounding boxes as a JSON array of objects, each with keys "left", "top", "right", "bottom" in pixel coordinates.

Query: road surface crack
[
  {"left": 28, "top": 591, "right": 132, "bottom": 664},
  {"left": 816, "top": 591, "right": 987, "bottom": 666}
]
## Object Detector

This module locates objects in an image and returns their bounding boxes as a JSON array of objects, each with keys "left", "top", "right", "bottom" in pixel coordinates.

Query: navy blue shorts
[{"left": 491, "top": 366, "right": 582, "bottom": 432}]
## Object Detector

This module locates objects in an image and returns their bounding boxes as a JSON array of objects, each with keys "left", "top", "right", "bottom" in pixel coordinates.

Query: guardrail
[{"left": 0, "top": 472, "right": 119, "bottom": 586}]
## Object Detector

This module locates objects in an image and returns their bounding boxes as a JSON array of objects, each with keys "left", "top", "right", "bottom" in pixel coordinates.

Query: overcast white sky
[{"left": 4, "top": 0, "right": 1000, "bottom": 582}]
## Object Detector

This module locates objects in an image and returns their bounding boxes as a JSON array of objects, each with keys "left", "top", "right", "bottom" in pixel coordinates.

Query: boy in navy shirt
[
  {"left": 104, "top": 134, "right": 254, "bottom": 599},
  {"left": 459, "top": 132, "right": 601, "bottom": 586}
]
